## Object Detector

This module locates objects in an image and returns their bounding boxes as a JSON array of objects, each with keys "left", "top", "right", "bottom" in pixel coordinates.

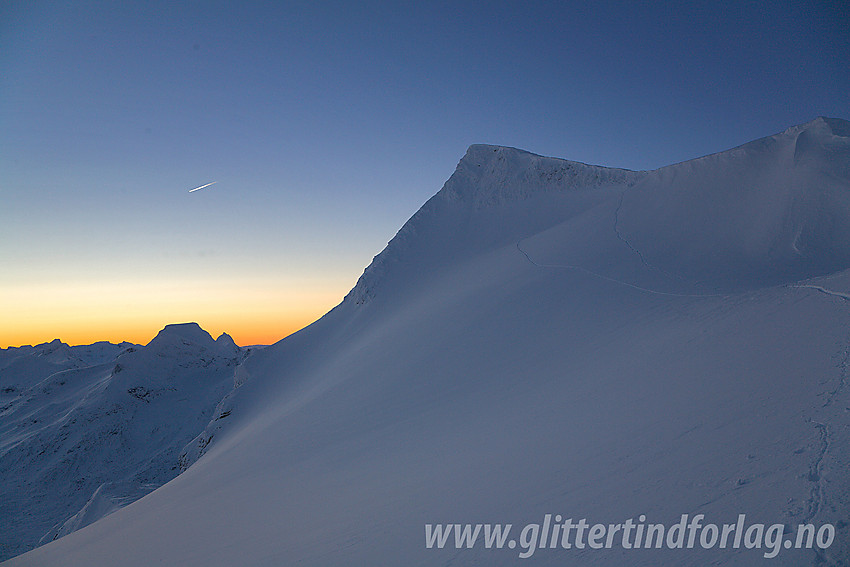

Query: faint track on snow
[
  {"left": 789, "top": 282, "right": 850, "bottom": 566},
  {"left": 823, "top": 335, "right": 850, "bottom": 410},
  {"left": 792, "top": 285, "right": 850, "bottom": 302},
  {"left": 515, "top": 240, "right": 727, "bottom": 298},
  {"left": 791, "top": 284, "right": 850, "bottom": 408},
  {"left": 613, "top": 187, "right": 690, "bottom": 284},
  {"left": 802, "top": 420, "right": 830, "bottom": 525},
  {"left": 613, "top": 188, "right": 656, "bottom": 271}
]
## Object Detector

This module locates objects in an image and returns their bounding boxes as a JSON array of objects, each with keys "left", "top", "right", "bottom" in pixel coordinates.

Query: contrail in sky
[{"left": 189, "top": 181, "right": 217, "bottom": 193}]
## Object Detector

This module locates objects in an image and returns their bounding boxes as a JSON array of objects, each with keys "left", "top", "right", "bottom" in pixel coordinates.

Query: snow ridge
[
  {"left": 349, "top": 118, "right": 849, "bottom": 305},
  {"left": 443, "top": 144, "right": 644, "bottom": 206},
  {"left": 346, "top": 145, "right": 646, "bottom": 304}
]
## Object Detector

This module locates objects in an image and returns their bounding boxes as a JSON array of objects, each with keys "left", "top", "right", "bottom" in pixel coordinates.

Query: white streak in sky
[{"left": 189, "top": 182, "right": 217, "bottom": 193}]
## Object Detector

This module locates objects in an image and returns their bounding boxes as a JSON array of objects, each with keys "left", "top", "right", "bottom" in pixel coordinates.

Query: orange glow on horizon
[
  {"left": 0, "top": 276, "right": 349, "bottom": 349},
  {"left": 0, "top": 314, "right": 324, "bottom": 349}
]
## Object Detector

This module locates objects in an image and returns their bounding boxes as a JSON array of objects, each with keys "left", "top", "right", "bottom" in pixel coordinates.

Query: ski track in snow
[
  {"left": 613, "top": 187, "right": 657, "bottom": 272},
  {"left": 515, "top": 240, "right": 727, "bottom": 298},
  {"left": 788, "top": 282, "right": 850, "bottom": 565},
  {"left": 821, "top": 330, "right": 850, "bottom": 410},
  {"left": 803, "top": 420, "right": 829, "bottom": 523},
  {"left": 612, "top": 186, "right": 689, "bottom": 284},
  {"left": 792, "top": 285, "right": 850, "bottom": 302},
  {"left": 516, "top": 187, "right": 728, "bottom": 298}
]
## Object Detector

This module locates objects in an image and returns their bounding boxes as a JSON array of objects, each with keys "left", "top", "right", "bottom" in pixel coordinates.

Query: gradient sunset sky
[{"left": 1, "top": 1, "right": 848, "bottom": 347}]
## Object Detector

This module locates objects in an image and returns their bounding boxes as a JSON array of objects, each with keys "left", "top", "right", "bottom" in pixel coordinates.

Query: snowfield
[{"left": 3, "top": 117, "right": 849, "bottom": 566}]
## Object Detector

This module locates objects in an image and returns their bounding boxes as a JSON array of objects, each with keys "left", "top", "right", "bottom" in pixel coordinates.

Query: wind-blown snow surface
[
  {"left": 0, "top": 324, "right": 245, "bottom": 560},
  {"left": 5, "top": 117, "right": 850, "bottom": 566}
]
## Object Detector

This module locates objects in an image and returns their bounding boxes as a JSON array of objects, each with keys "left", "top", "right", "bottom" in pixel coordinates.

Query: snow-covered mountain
[
  {"left": 0, "top": 324, "right": 246, "bottom": 561},
  {"left": 4, "top": 117, "right": 850, "bottom": 566}
]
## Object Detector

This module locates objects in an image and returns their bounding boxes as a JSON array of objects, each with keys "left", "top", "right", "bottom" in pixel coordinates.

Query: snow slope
[
  {"left": 0, "top": 324, "right": 245, "bottom": 560},
  {"left": 4, "top": 117, "right": 850, "bottom": 566}
]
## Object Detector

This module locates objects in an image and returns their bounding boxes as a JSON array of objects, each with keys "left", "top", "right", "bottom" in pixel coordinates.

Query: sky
[{"left": 1, "top": 0, "right": 848, "bottom": 348}]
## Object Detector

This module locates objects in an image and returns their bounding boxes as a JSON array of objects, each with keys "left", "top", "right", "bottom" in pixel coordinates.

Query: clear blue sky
[{"left": 1, "top": 0, "right": 848, "bottom": 346}]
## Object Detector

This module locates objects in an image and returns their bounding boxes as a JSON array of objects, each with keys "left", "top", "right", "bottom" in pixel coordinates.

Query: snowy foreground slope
[
  {"left": 0, "top": 325, "right": 245, "bottom": 560},
  {"left": 5, "top": 117, "right": 850, "bottom": 566}
]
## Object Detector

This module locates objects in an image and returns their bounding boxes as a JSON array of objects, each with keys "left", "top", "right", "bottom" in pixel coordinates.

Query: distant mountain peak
[
  {"left": 146, "top": 323, "right": 216, "bottom": 350},
  {"left": 215, "top": 332, "right": 236, "bottom": 344},
  {"left": 36, "top": 338, "right": 66, "bottom": 351},
  {"left": 214, "top": 333, "right": 240, "bottom": 354}
]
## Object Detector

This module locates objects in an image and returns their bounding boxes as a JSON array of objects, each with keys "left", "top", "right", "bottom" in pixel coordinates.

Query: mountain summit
[{"left": 350, "top": 116, "right": 850, "bottom": 305}]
